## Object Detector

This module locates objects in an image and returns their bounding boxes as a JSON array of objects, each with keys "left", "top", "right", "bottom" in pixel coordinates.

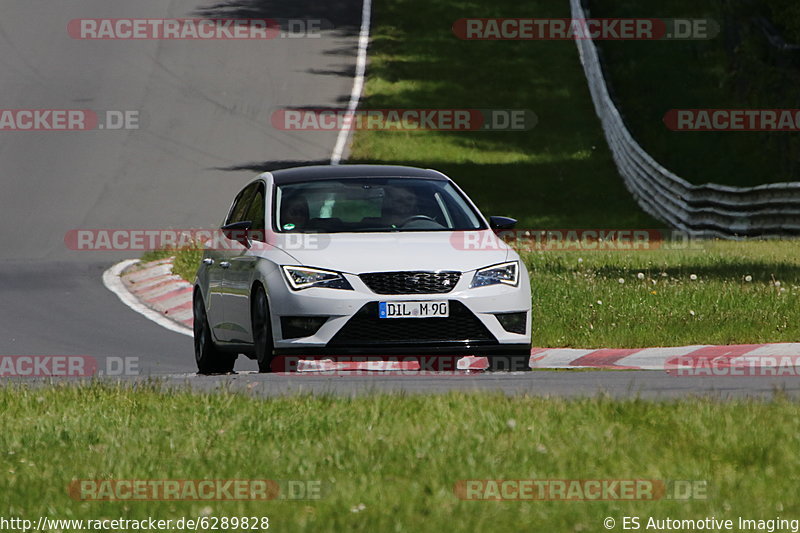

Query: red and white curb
[
  {"left": 529, "top": 345, "right": 800, "bottom": 370},
  {"left": 104, "top": 259, "right": 800, "bottom": 372},
  {"left": 457, "top": 355, "right": 491, "bottom": 370},
  {"left": 295, "top": 355, "right": 491, "bottom": 373},
  {"left": 297, "top": 360, "right": 422, "bottom": 372},
  {"left": 103, "top": 259, "right": 193, "bottom": 337}
]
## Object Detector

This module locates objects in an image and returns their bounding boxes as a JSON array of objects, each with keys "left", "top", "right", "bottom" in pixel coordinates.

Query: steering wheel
[{"left": 398, "top": 215, "right": 439, "bottom": 226}]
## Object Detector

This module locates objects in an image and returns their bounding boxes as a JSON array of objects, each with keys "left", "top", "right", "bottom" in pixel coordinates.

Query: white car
[{"left": 193, "top": 165, "right": 531, "bottom": 373}]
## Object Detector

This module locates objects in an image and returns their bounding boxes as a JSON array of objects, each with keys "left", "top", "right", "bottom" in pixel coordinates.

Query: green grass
[
  {"left": 348, "top": 0, "right": 659, "bottom": 229},
  {"left": 524, "top": 240, "right": 800, "bottom": 347},
  {"left": 590, "top": 0, "right": 800, "bottom": 185},
  {"left": 141, "top": 248, "right": 203, "bottom": 284},
  {"left": 350, "top": 0, "right": 800, "bottom": 194},
  {"left": 3, "top": 384, "right": 800, "bottom": 532}
]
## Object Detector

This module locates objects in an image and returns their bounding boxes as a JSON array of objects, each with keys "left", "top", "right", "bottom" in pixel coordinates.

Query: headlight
[
  {"left": 470, "top": 261, "right": 519, "bottom": 288},
  {"left": 281, "top": 266, "right": 353, "bottom": 291}
]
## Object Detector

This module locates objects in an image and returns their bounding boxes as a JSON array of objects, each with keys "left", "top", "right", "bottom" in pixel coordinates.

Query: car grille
[
  {"left": 328, "top": 301, "right": 495, "bottom": 345},
  {"left": 359, "top": 271, "right": 461, "bottom": 294}
]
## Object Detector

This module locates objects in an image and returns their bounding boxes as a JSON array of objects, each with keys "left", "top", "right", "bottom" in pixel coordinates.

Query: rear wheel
[
  {"left": 252, "top": 286, "right": 275, "bottom": 373},
  {"left": 193, "top": 291, "right": 236, "bottom": 374}
]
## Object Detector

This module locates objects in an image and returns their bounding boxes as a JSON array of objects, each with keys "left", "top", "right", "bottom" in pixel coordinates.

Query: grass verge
[
  {"left": 590, "top": 0, "right": 800, "bottom": 185},
  {"left": 3, "top": 384, "right": 800, "bottom": 532},
  {"left": 524, "top": 240, "right": 800, "bottom": 347},
  {"left": 140, "top": 248, "right": 203, "bottom": 284}
]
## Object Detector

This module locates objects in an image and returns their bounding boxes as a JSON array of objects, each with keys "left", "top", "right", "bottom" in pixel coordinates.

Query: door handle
[
  {"left": 203, "top": 258, "right": 214, "bottom": 265},
  {"left": 219, "top": 261, "right": 231, "bottom": 269}
]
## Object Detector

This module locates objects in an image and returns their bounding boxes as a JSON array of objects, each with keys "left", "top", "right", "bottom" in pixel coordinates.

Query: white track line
[
  {"left": 330, "top": 0, "right": 372, "bottom": 165},
  {"left": 103, "top": 259, "right": 193, "bottom": 337}
]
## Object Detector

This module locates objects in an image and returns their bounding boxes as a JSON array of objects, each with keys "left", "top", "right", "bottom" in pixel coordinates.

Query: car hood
[{"left": 275, "top": 231, "right": 512, "bottom": 274}]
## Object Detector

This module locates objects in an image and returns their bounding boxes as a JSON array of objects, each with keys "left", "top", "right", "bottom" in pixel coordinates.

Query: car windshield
[{"left": 274, "top": 177, "right": 485, "bottom": 233}]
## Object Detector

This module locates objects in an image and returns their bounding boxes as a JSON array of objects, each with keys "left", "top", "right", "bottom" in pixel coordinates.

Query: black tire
[
  {"left": 252, "top": 286, "right": 275, "bottom": 373},
  {"left": 193, "top": 291, "right": 236, "bottom": 374}
]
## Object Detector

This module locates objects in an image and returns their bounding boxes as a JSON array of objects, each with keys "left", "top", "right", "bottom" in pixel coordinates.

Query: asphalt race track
[
  {"left": 0, "top": 0, "right": 360, "bottom": 374},
  {"left": 2, "top": 0, "right": 799, "bottom": 397}
]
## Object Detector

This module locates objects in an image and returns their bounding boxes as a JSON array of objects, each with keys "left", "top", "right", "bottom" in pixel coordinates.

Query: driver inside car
[
  {"left": 280, "top": 194, "right": 310, "bottom": 231},
  {"left": 383, "top": 185, "right": 421, "bottom": 228}
]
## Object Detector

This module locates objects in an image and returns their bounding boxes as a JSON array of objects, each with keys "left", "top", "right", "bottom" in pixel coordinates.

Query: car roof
[{"left": 269, "top": 165, "right": 449, "bottom": 185}]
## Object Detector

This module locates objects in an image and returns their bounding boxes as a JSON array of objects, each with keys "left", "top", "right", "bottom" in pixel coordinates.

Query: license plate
[{"left": 379, "top": 301, "right": 449, "bottom": 319}]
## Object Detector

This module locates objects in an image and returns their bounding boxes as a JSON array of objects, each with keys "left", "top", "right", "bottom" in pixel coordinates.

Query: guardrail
[{"left": 571, "top": 0, "right": 800, "bottom": 237}]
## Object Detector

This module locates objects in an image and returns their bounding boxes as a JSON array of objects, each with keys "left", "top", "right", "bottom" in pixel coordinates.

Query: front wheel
[
  {"left": 252, "top": 286, "right": 275, "bottom": 373},
  {"left": 193, "top": 291, "right": 236, "bottom": 374}
]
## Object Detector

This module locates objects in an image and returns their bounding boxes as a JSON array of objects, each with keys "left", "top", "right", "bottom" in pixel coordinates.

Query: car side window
[
  {"left": 225, "top": 183, "right": 259, "bottom": 225},
  {"left": 244, "top": 184, "right": 266, "bottom": 241}
]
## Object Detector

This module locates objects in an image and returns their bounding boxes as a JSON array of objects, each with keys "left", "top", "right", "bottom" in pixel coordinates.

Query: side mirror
[
  {"left": 489, "top": 216, "right": 517, "bottom": 230},
  {"left": 221, "top": 220, "right": 253, "bottom": 248}
]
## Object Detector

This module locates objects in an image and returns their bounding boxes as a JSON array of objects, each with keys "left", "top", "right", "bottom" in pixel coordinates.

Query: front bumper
[{"left": 266, "top": 266, "right": 532, "bottom": 354}]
